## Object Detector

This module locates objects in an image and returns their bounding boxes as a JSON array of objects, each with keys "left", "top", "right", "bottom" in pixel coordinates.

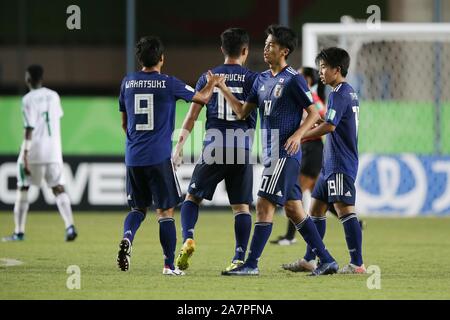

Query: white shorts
[{"left": 17, "top": 163, "right": 65, "bottom": 188}]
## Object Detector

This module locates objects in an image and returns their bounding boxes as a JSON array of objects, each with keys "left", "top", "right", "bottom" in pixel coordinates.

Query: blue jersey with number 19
[
  {"left": 119, "top": 71, "right": 195, "bottom": 166},
  {"left": 322, "top": 82, "right": 360, "bottom": 180}
]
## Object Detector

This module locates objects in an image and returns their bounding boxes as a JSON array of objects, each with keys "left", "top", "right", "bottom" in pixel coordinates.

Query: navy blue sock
[
  {"left": 181, "top": 200, "right": 199, "bottom": 242},
  {"left": 340, "top": 213, "right": 363, "bottom": 266},
  {"left": 233, "top": 212, "right": 252, "bottom": 261},
  {"left": 245, "top": 222, "right": 273, "bottom": 268},
  {"left": 159, "top": 217, "right": 177, "bottom": 269},
  {"left": 296, "top": 216, "right": 334, "bottom": 264},
  {"left": 303, "top": 216, "right": 327, "bottom": 261},
  {"left": 123, "top": 210, "right": 146, "bottom": 243}
]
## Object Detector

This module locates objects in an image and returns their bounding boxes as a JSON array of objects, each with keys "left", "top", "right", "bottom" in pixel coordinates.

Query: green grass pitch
[{"left": 1, "top": 211, "right": 450, "bottom": 300}]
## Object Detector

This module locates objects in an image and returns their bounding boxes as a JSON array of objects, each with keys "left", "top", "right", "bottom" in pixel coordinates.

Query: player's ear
[{"left": 220, "top": 46, "right": 226, "bottom": 56}]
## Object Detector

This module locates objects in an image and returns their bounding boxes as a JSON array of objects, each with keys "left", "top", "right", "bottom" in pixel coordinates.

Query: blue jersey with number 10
[
  {"left": 119, "top": 71, "right": 195, "bottom": 166},
  {"left": 196, "top": 64, "right": 258, "bottom": 149}
]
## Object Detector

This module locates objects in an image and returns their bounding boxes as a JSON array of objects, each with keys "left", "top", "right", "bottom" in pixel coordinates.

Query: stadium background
[
  {"left": 2, "top": 0, "right": 450, "bottom": 302},
  {"left": 1, "top": 0, "right": 450, "bottom": 216}
]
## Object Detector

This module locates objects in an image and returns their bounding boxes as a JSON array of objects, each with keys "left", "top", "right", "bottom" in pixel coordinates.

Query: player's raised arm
[
  {"left": 284, "top": 104, "right": 320, "bottom": 155},
  {"left": 178, "top": 102, "right": 203, "bottom": 140},
  {"left": 216, "top": 79, "right": 256, "bottom": 120},
  {"left": 175, "top": 70, "right": 209, "bottom": 154},
  {"left": 191, "top": 71, "right": 224, "bottom": 105},
  {"left": 172, "top": 102, "right": 203, "bottom": 167}
]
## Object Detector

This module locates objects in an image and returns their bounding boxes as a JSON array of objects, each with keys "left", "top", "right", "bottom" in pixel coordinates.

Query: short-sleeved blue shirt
[{"left": 322, "top": 82, "right": 360, "bottom": 180}]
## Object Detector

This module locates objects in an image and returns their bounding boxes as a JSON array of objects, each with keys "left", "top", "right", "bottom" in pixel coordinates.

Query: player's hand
[
  {"left": 206, "top": 70, "right": 225, "bottom": 86},
  {"left": 24, "top": 165, "right": 31, "bottom": 176},
  {"left": 172, "top": 148, "right": 183, "bottom": 170},
  {"left": 216, "top": 77, "right": 226, "bottom": 89},
  {"left": 284, "top": 134, "right": 302, "bottom": 156},
  {"left": 206, "top": 70, "right": 215, "bottom": 83}
]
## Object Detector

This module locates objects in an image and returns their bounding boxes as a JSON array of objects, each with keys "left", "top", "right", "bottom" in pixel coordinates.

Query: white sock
[
  {"left": 14, "top": 190, "right": 29, "bottom": 234},
  {"left": 55, "top": 193, "right": 74, "bottom": 229},
  {"left": 302, "top": 189, "right": 312, "bottom": 215}
]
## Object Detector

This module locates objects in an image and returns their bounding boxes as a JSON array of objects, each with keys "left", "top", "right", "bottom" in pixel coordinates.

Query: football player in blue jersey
[
  {"left": 172, "top": 28, "right": 258, "bottom": 273},
  {"left": 284, "top": 47, "right": 365, "bottom": 274},
  {"left": 271, "top": 66, "right": 327, "bottom": 248},
  {"left": 218, "top": 25, "right": 339, "bottom": 276},
  {"left": 116, "top": 36, "right": 223, "bottom": 276}
]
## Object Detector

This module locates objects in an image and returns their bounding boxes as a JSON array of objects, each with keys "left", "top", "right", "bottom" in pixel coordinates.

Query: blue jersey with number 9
[{"left": 119, "top": 71, "right": 195, "bottom": 166}]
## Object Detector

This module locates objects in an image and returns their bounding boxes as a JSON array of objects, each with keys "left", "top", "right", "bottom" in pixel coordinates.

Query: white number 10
[
  {"left": 214, "top": 87, "right": 243, "bottom": 121},
  {"left": 134, "top": 94, "right": 154, "bottom": 131}
]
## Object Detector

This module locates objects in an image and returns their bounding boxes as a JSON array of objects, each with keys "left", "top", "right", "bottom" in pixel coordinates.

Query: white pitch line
[{"left": 0, "top": 258, "right": 24, "bottom": 267}]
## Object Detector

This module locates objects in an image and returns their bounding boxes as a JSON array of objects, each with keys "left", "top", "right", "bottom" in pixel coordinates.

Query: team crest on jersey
[
  {"left": 273, "top": 84, "right": 284, "bottom": 98},
  {"left": 279, "top": 78, "right": 285, "bottom": 83}
]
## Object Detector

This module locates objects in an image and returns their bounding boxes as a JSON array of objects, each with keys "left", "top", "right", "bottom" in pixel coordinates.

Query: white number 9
[{"left": 134, "top": 94, "right": 154, "bottom": 131}]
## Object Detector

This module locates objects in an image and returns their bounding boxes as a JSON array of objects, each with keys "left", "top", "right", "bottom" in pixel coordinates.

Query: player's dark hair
[
  {"left": 26, "top": 64, "right": 44, "bottom": 85},
  {"left": 301, "top": 66, "right": 325, "bottom": 102},
  {"left": 265, "top": 24, "right": 298, "bottom": 59},
  {"left": 220, "top": 28, "right": 249, "bottom": 58},
  {"left": 315, "top": 47, "right": 350, "bottom": 77},
  {"left": 136, "top": 36, "right": 164, "bottom": 68}
]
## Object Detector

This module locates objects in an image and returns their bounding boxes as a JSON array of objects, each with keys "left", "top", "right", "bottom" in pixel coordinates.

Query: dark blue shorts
[
  {"left": 312, "top": 172, "right": 356, "bottom": 206},
  {"left": 126, "top": 159, "right": 182, "bottom": 210},
  {"left": 300, "top": 139, "right": 323, "bottom": 178},
  {"left": 187, "top": 151, "right": 253, "bottom": 205},
  {"left": 257, "top": 157, "right": 302, "bottom": 206}
]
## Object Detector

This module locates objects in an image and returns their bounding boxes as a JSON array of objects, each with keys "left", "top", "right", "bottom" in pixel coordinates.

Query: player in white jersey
[{"left": 2, "top": 65, "right": 77, "bottom": 242}]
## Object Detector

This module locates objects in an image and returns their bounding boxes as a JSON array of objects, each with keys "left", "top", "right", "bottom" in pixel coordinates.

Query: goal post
[
  {"left": 302, "top": 23, "right": 450, "bottom": 68},
  {"left": 302, "top": 22, "right": 450, "bottom": 156}
]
